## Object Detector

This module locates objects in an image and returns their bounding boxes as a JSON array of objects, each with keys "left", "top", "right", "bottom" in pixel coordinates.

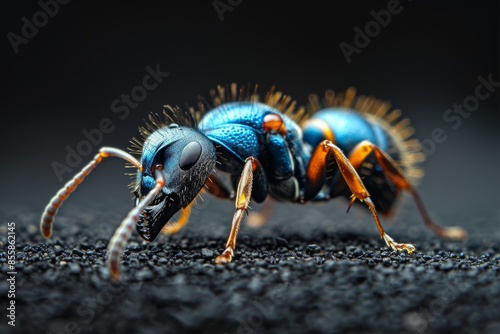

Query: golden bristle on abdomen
[{"left": 306, "top": 87, "right": 425, "bottom": 184}]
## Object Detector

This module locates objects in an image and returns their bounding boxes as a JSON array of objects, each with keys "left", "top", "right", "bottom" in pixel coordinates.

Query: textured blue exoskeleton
[{"left": 40, "top": 84, "right": 467, "bottom": 279}]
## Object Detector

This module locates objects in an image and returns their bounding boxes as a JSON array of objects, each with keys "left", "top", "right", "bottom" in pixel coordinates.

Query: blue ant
[{"left": 41, "top": 84, "right": 467, "bottom": 280}]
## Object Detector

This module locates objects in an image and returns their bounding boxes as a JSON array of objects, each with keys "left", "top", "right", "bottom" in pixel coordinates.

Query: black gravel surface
[{"left": 1, "top": 201, "right": 499, "bottom": 334}]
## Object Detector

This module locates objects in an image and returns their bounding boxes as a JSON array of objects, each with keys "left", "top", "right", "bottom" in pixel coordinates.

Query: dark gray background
[{"left": 1, "top": 0, "right": 499, "bottom": 236}]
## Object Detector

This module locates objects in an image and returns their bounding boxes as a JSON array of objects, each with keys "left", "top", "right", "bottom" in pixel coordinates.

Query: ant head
[{"left": 134, "top": 124, "right": 216, "bottom": 241}]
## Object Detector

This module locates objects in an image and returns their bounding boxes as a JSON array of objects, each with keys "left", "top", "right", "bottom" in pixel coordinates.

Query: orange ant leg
[
  {"left": 348, "top": 140, "right": 467, "bottom": 241},
  {"left": 305, "top": 140, "right": 416, "bottom": 254}
]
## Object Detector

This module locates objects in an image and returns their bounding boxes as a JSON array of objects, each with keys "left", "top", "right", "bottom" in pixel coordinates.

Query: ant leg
[
  {"left": 215, "top": 157, "right": 257, "bottom": 264},
  {"left": 40, "top": 147, "right": 141, "bottom": 239},
  {"left": 161, "top": 199, "right": 195, "bottom": 235},
  {"left": 305, "top": 140, "right": 416, "bottom": 254},
  {"left": 349, "top": 140, "right": 467, "bottom": 240},
  {"left": 205, "top": 172, "right": 234, "bottom": 199},
  {"left": 163, "top": 173, "right": 234, "bottom": 235},
  {"left": 108, "top": 168, "right": 165, "bottom": 280}
]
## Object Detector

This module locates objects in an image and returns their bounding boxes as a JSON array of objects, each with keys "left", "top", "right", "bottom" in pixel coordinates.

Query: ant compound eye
[{"left": 179, "top": 141, "right": 202, "bottom": 170}]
